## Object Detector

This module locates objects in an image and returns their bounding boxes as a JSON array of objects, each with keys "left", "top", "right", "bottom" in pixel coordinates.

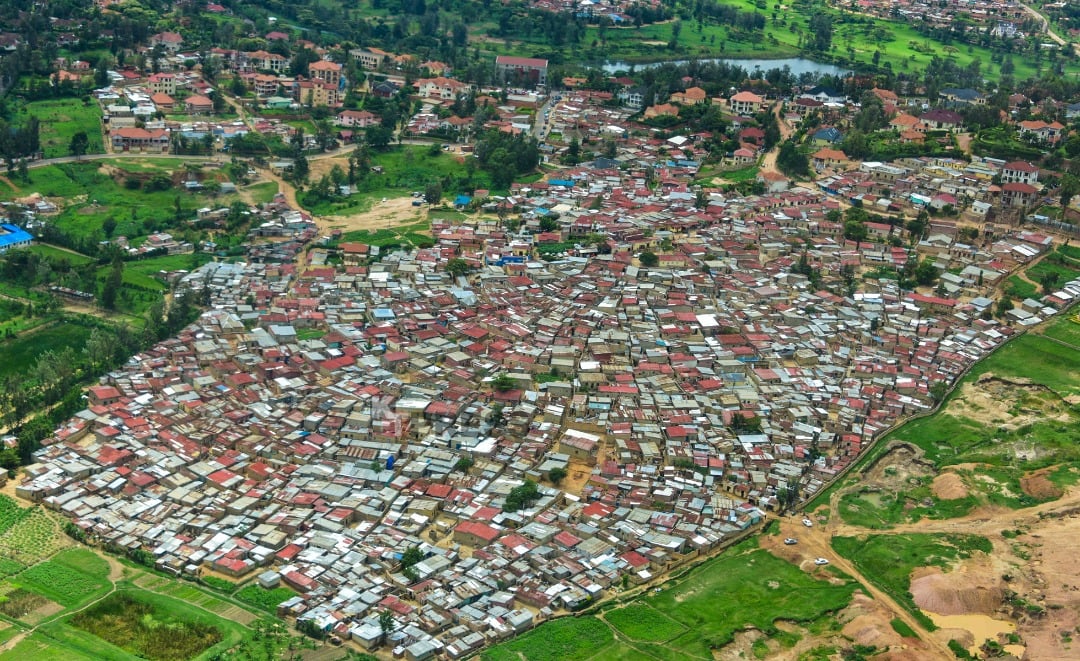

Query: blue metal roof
[{"left": 0, "top": 224, "right": 33, "bottom": 249}]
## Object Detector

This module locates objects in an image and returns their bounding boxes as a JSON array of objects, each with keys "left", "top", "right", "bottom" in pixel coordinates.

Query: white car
[
  {"left": 783, "top": 538, "right": 798, "bottom": 545},
  {"left": 814, "top": 558, "right": 830, "bottom": 566},
  {"left": 802, "top": 518, "right": 813, "bottom": 528}
]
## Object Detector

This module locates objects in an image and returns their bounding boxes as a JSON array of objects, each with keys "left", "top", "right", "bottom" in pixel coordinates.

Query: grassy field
[
  {"left": 832, "top": 534, "right": 992, "bottom": 629},
  {"left": 6, "top": 161, "right": 250, "bottom": 247},
  {"left": 481, "top": 617, "right": 615, "bottom": 661},
  {"left": 337, "top": 219, "right": 433, "bottom": 250},
  {"left": 0, "top": 319, "right": 94, "bottom": 380},
  {"left": 24, "top": 244, "right": 96, "bottom": 266},
  {"left": 15, "top": 98, "right": 104, "bottom": 159},
  {"left": 98, "top": 253, "right": 213, "bottom": 298},
  {"left": 244, "top": 181, "right": 280, "bottom": 205},
  {"left": 482, "top": 537, "right": 856, "bottom": 659},
  {"left": 300, "top": 145, "right": 492, "bottom": 215}
]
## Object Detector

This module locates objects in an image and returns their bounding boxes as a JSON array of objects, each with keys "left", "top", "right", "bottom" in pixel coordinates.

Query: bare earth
[{"left": 745, "top": 364, "right": 1080, "bottom": 659}]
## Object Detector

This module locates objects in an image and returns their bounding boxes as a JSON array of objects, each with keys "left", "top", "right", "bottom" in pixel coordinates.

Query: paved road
[{"left": 1019, "top": 2, "right": 1079, "bottom": 56}]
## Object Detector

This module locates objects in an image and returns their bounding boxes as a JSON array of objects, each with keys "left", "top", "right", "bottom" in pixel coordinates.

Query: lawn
[
  {"left": 338, "top": 220, "right": 433, "bottom": 250},
  {"left": 16, "top": 98, "right": 104, "bottom": 159},
  {"left": 1026, "top": 258, "right": 1080, "bottom": 288},
  {"left": 1005, "top": 275, "right": 1038, "bottom": 300},
  {"left": 1042, "top": 314, "right": 1080, "bottom": 347},
  {"left": 719, "top": 164, "right": 761, "bottom": 182},
  {"left": 1, "top": 632, "right": 102, "bottom": 661},
  {"left": 244, "top": 181, "right": 279, "bottom": 205},
  {"left": 832, "top": 534, "right": 992, "bottom": 629},
  {"left": 51, "top": 548, "right": 110, "bottom": 578},
  {"left": 968, "top": 331, "right": 1080, "bottom": 397}
]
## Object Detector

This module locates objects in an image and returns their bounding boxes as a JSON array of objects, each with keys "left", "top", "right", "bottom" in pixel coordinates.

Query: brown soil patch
[
  {"left": 932, "top": 472, "right": 969, "bottom": 500},
  {"left": 20, "top": 597, "right": 65, "bottom": 625},
  {"left": 910, "top": 559, "right": 1004, "bottom": 617},
  {"left": 322, "top": 196, "right": 426, "bottom": 235},
  {"left": 862, "top": 444, "right": 935, "bottom": 491},
  {"left": 949, "top": 374, "right": 1074, "bottom": 432},
  {"left": 1020, "top": 468, "right": 1064, "bottom": 500}
]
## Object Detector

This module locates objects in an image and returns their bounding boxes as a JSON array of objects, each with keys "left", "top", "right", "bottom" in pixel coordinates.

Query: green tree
[
  {"left": 776, "top": 140, "right": 809, "bottom": 177},
  {"left": 843, "top": 220, "right": 868, "bottom": 247},
  {"left": 424, "top": 181, "right": 442, "bottom": 205},
  {"left": 503, "top": 480, "right": 540, "bottom": 512},
  {"left": 400, "top": 545, "right": 423, "bottom": 569},
  {"left": 379, "top": 610, "right": 395, "bottom": 636},
  {"left": 69, "top": 131, "right": 90, "bottom": 157},
  {"left": 995, "top": 297, "right": 1013, "bottom": 318},
  {"left": 446, "top": 258, "right": 471, "bottom": 277},
  {"left": 491, "top": 373, "right": 516, "bottom": 392},
  {"left": 548, "top": 466, "right": 567, "bottom": 486},
  {"left": 1040, "top": 271, "right": 1060, "bottom": 294},
  {"left": 638, "top": 251, "right": 659, "bottom": 267},
  {"left": 101, "top": 257, "right": 123, "bottom": 310},
  {"left": 914, "top": 258, "right": 939, "bottom": 287}
]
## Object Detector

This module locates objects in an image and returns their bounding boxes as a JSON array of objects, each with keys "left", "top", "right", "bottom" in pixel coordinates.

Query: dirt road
[
  {"left": 768, "top": 515, "right": 958, "bottom": 660},
  {"left": 759, "top": 101, "right": 795, "bottom": 176}
]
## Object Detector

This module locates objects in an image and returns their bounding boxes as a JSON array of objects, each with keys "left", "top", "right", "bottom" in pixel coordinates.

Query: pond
[{"left": 600, "top": 57, "right": 851, "bottom": 77}]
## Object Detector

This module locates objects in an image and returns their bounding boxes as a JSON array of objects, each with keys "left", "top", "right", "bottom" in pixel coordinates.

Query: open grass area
[
  {"left": 0, "top": 319, "right": 94, "bottom": 380},
  {"left": 634, "top": 540, "right": 855, "bottom": 654},
  {"left": 1006, "top": 275, "right": 1038, "bottom": 300},
  {"left": 832, "top": 534, "right": 991, "bottom": 629},
  {"left": 244, "top": 181, "right": 279, "bottom": 205},
  {"left": 15, "top": 98, "right": 104, "bottom": 158},
  {"left": 484, "top": 537, "right": 855, "bottom": 660},
  {"left": 24, "top": 244, "right": 96, "bottom": 266},
  {"left": 604, "top": 604, "right": 687, "bottom": 642},
  {"left": 968, "top": 331, "right": 1080, "bottom": 397},
  {"left": 6, "top": 161, "right": 239, "bottom": 247},
  {"left": 718, "top": 164, "right": 760, "bottom": 182},
  {"left": 480, "top": 617, "right": 614, "bottom": 661},
  {"left": 301, "top": 145, "right": 492, "bottom": 215},
  {"left": 1027, "top": 259, "right": 1080, "bottom": 288},
  {"left": 2, "top": 631, "right": 102, "bottom": 661},
  {"left": 838, "top": 488, "right": 980, "bottom": 530},
  {"left": 1042, "top": 314, "right": 1080, "bottom": 347},
  {"left": 337, "top": 220, "right": 433, "bottom": 250}
]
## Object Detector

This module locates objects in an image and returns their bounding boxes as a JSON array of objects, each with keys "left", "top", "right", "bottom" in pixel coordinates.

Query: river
[{"left": 599, "top": 57, "right": 850, "bottom": 77}]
